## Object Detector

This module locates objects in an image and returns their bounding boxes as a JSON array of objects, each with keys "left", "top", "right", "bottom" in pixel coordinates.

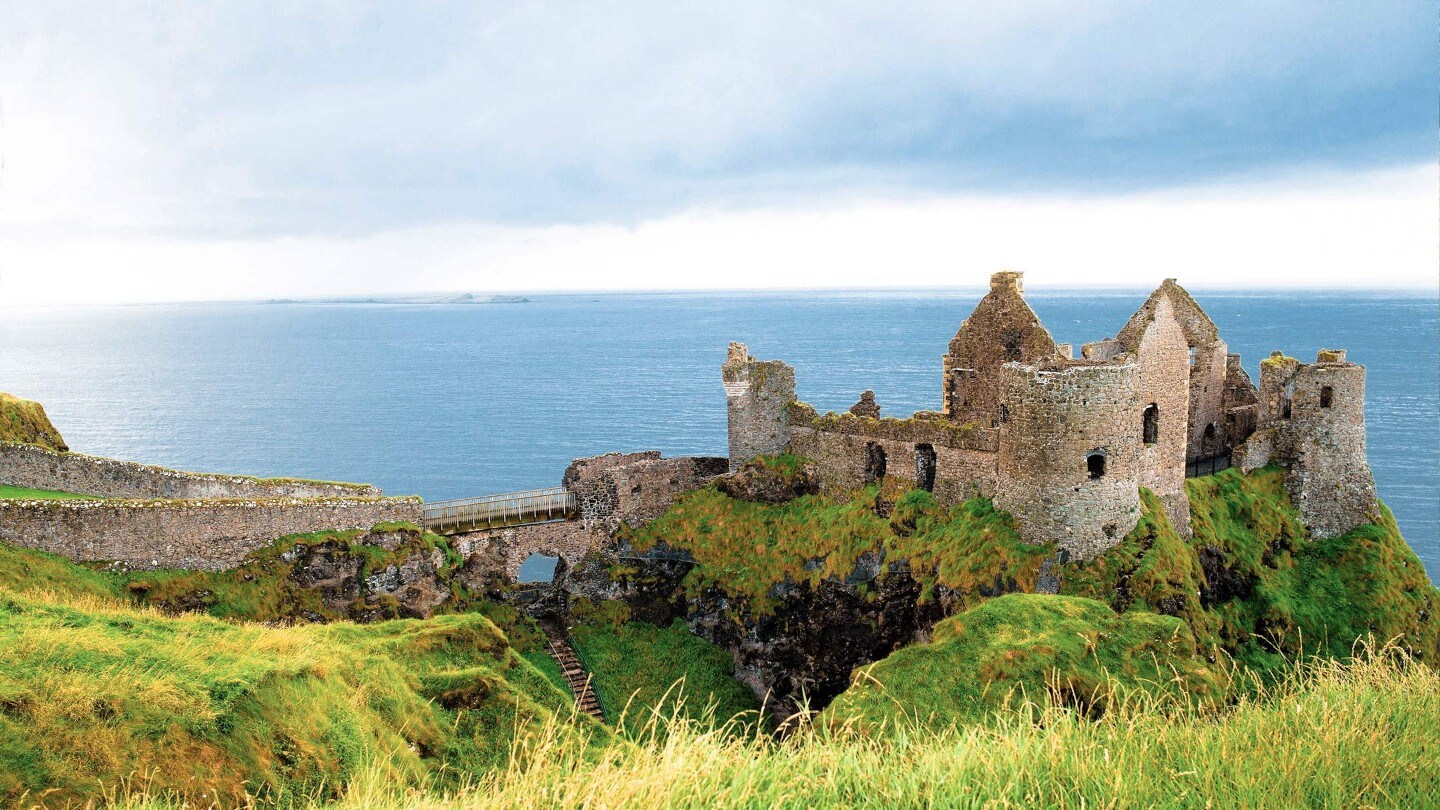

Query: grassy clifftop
[{"left": 0, "top": 392, "right": 67, "bottom": 452}]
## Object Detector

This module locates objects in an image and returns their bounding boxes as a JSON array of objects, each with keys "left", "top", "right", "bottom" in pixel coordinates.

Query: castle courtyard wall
[
  {"left": 1130, "top": 295, "right": 1192, "bottom": 534},
  {"left": 0, "top": 495, "right": 422, "bottom": 570}
]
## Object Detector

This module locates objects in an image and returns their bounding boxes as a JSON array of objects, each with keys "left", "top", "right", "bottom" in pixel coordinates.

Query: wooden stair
[{"left": 547, "top": 636, "right": 605, "bottom": 721}]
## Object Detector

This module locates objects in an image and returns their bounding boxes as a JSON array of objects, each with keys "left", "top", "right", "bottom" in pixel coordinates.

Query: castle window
[
  {"left": 1142, "top": 404, "right": 1159, "bottom": 445},
  {"left": 864, "top": 442, "right": 887, "bottom": 484},
  {"left": 915, "top": 444, "right": 937, "bottom": 492},
  {"left": 1000, "top": 404, "right": 1009, "bottom": 424},
  {"left": 1320, "top": 386, "right": 1334, "bottom": 408},
  {"left": 1281, "top": 398, "right": 1292, "bottom": 420},
  {"left": 1086, "top": 452, "right": 1106, "bottom": 480},
  {"left": 1188, "top": 346, "right": 1197, "bottom": 367}
]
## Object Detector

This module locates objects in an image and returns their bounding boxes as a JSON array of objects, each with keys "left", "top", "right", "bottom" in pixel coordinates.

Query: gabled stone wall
[{"left": 942, "top": 271, "right": 1060, "bottom": 426}]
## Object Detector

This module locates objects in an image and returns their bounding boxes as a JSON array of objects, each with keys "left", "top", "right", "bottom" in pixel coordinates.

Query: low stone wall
[
  {"left": 787, "top": 403, "right": 999, "bottom": 453},
  {"left": 0, "top": 496, "right": 422, "bottom": 570},
  {"left": 452, "top": 520, "right": 610, "bottom": 582},
  {"left": 0, "top": 442, "right": 381, "bottom": 500}
]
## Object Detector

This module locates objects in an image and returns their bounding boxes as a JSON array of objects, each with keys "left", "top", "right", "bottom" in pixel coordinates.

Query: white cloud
[{"left": 1, "top": 163, "right": 1432, "bottom": 306}]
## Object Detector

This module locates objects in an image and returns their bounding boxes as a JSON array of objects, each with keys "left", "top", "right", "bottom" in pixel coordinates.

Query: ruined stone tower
[
  {"left": 722, "top": 342, "right": 796, "bottom": 471},
  {"left": 1237, "top": 349, "right": 1378, "bottom": 537},
  {"left": 995, "top": 361, "right": 1144, "bottom": 558}
]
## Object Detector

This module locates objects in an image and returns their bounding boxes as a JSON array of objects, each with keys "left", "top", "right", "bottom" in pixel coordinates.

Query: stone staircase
[{"left": 547, "top": 636, "right": 605, "bottom": 721}]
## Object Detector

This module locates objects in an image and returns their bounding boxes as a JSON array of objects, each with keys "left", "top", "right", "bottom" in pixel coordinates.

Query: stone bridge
[{"left": 427, "top": 452, "right": 727, "bottom": 583}]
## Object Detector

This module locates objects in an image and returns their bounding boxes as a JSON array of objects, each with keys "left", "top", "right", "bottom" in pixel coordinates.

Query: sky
[{"left": 0, "top": 1, "right": 1436, "bottom": 305}]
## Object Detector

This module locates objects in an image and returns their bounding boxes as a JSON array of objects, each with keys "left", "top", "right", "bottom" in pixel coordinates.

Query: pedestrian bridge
[{"left": 422, "top": 487, "right": 577, "bottom": 535}]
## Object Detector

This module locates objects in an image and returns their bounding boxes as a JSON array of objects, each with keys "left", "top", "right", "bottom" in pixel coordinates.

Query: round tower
[{"left": 994, "top": 361, "right": 1143, "bottom": 559}]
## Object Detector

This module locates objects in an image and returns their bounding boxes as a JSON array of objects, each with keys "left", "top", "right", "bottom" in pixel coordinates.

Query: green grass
[
  {"left": 569, "top": 611, "right": 764, "bottom": 739},
  {"left": 1061, "top": 468, "right": 1440, "bottom": 672},
  {"left": 0, "top": 588, "right": 602, "bottom": 807},
  {"left": 623, "top": 475, "right": 1047, "bottom": 615},
  {"left": 826, "top": 593, "right": 1230, "bottom": 730},
  {"left": 0, "top": 392, "right": 67, "bottom": 451},
  {"left": 0, "top": 484, "right": 95, "bottom": 500},
  {"left": 324, "top": 648, "right": 1439, "bottom": 809}
]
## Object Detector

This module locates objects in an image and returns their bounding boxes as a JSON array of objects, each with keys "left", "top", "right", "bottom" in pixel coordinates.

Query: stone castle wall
[
  {"left": 0, "top": 495, "right": 422, "bottom": 570},
  {"left": 0, "top": 442, "right": 381, "bottom": 500},
  {"left": 563, "top": 451, "right": 727, "bottom": 529},
  {"left": 994, "top": 362, "right": 1143, "bottom": 559},
  {"left": 787, "top": 425, "right": 999, "bottom": 503},
  {"left": 1129, "top": 294, "right": 1193, "bottom": 534}
]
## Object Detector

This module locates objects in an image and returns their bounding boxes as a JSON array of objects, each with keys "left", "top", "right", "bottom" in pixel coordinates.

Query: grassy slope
[
  {"left": 0, "top": 392, "right": 67, "bottom": 452},
  {"left": 1061, "top": 468, "right": 1440, "bottom": 669},
  {"left": 373, "top": 652, "right": 1440, "bottom": 810},
  {"left": 569, "top": 613, "right": 763, "bottom": 738},
  {"left": 0, "top": 588, "right": 596, "bottom": 807},
  {"left": 826, "top": 593, "right": 1229, "bottom": 730}
]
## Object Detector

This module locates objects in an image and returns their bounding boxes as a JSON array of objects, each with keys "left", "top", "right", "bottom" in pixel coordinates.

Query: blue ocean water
[{"left": 1, "top": 289, "right": 1435, "bottom": 581}]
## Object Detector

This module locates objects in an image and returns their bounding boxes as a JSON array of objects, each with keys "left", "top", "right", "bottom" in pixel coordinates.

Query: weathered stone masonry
[
  {"left": 0, "top": 496, "right": 422, "bottom": 570},
  {"left": 0, "top": 442, "right": 380, "bottom": 500},
  {"left": 725, "top": 271, "right": 1376, "bottom": 559}
]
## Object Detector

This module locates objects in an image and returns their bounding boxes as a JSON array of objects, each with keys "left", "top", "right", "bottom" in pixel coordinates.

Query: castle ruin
[{"left": 724, "top": 272, "right": 1377, "bottom": 559}]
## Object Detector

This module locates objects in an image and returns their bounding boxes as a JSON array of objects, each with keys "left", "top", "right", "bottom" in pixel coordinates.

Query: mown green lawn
[{"left": 0, "top": 484, "right": 96, "bottom": 500}]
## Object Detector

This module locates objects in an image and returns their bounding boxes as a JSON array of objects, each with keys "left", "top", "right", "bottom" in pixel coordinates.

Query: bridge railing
[{"left": 423, "top": 487, "right": 577, "bottom": 534}]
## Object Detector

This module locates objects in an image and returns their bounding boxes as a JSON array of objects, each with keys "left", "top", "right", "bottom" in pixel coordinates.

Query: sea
[{"left": 1, "top": 288, "right": 1436, "bottom": 582}]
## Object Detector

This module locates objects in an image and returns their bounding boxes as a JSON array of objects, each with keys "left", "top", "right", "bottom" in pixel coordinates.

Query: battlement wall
[{"left": 0, "top": 442, "right": 382, "bottom": 500}]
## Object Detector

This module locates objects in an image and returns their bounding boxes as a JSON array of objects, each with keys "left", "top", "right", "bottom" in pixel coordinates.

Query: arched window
[
  {"left": 914, "top": 444, "right": 936, "bottom": 492},
  {"left": 864, "top": 442, "right": 887, "bottom": 483},
  {"left": 1086, "top": 452, "right": 1106, "bottom": 480},
  {"left": 1280, "top": 397, "right": 1293, "bottom": 420},
  {"left": 1142, "top": 404, "right": 1159, "bottom": 445}
]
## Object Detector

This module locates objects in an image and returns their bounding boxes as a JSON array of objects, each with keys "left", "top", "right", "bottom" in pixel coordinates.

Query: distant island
[{"left": 261, "top": 293, "right": 531, "bottom": 305}]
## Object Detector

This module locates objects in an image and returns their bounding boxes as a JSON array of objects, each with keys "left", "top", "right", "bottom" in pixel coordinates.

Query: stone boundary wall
[
  {"left": 0, "top": 496, "right": 422, "bottom": 570},
  {"left": 788, "top": 403, "right": 999, "bottom": 453},
  {"left": 0, "top": 442, "right": 381, "bottom": 500}
]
